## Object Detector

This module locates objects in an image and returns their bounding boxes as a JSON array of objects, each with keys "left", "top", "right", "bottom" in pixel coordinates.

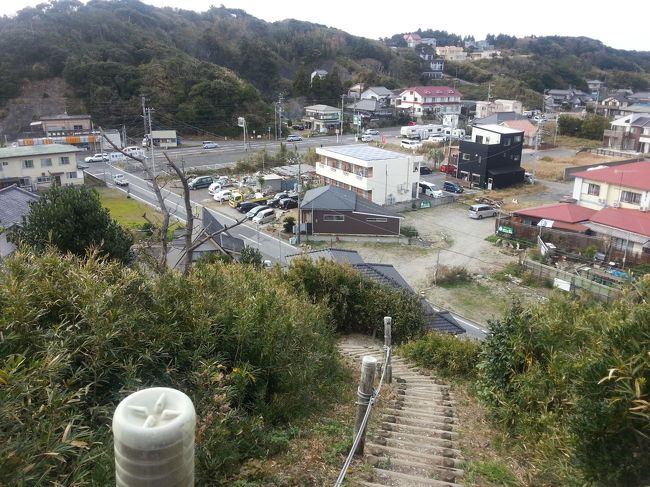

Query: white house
[
  {"left": 475, "top": 99, "right": 523, "bottom": 119},
  {"left": 315, "top": 145, "right": 423, "bottom": 205},
  {"left": 0, "top": 144, "right": 82, "bottom": 191},
  {"left": 397, "top": 86, "right": 462, "bottom": 117},
  {"left": 303, "top": 105, "right": 341, "bottom": 133}
]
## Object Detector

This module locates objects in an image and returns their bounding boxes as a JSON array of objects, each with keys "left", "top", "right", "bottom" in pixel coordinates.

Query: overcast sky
[{"left": 2, "top": 0, "right": 649, "bottom": 52}]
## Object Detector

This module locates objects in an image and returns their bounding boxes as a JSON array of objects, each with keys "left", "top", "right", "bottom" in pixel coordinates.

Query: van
[
  {"left": 188, "top": 176, "right": 213, "bottom": 190},
  {"left": 401, "top": 139, "right": 422, "bottom": 149},
  {"left": 252, "top": 208, "right": 276, "bottom": 224},
  {"left": 418, "top": 181, "right": 438, "bottom": 196},
  {"left": 443, "top": 181, "right": 464, "bottom": 193},
  {"left": 468, "top": 204, "right": 497, "bottom": 219}
]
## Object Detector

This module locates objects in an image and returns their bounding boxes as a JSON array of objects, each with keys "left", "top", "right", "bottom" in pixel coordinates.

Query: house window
[
  {"left": 367, "top": 217, "right": 388, "bottom": 222},
  {"left": 41, "top": 158, "right": 53, "bottom": 167},
  {"left": 73, "top": 124, "right": 83, "bottom": 130},
  {"left": 60, "top": 156, "right": 70, "bottom": 165},
  {"left": 621, "top": 191, "right": 641, "bottom": 204},
  {"left": 504, "top": 139, "right": 511, "bottom": 146},
  {"left": 37, "top": 176, "right": 51, "bottom": 183},
  {"left": 612, "top": 237, "right": 634, "bottom": 252},
  {"left": 23, "top": 159, "right": 34, "bottom": 169},
  {"left": 324, "top": 214, "right": 344, "bottom": 222},
  {"left": 67, "top": 171, "right": 79, "bottom": 179},
  {"left": 514, "top": 135, "right": 522, "bottom": 143},
  {"left": 587, "top": 184, "right": 600, "bottom": 196},
  {"left": 462, "top": 153, "right": 470, "bottom": 160}
]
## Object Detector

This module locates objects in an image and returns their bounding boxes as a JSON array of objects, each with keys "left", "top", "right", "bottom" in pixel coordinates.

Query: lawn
[{"left": 521, "top": 152, "right": 627, "bottom": 181}]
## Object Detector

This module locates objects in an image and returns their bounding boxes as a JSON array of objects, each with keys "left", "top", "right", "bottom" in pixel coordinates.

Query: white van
[
  {"left": 401, "top": 139, "right": 422, "bottom": 150},
  {"left": 468, "top": 204, "right": 497, "bottom": 219},
  {"left": 419, "top": 181, "right": 437, "bottom": 196},
  {"left": 252, "top": 208, "right": 276, "bottom": 224}
]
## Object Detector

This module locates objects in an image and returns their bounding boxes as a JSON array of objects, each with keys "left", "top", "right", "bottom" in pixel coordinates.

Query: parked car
[
  {"left": 188, "top": 176, "right": 213, "bottom": 190},
  {"left": 468, "top": 204, "right": 497, "bottom": 219},
  {"left": 401, "top": 139, "right": 422, "bottom": 149},
  {"left": 425, "top": 135, "right": 447, "bottom": 144},
  {"left": 84, "top": 152, "right": 109, "bottom": 163},
  {"left": 202, "top": 141, "right": 220, "bottom": 149},
  {"left": 439, "top": 164, "right": 457, "bottom": 174},
  {"left": 113, "top": 174, "right": 128, "bottom": 186},
  {"left": 443, "top": 181, "right": 464, "bottom": 194},
  {"left": 279, "top": 198, "right": 298, "bottom": 209},
  {"left": 213, "top": 189, "right": 233, "bottom": 202},
  {"left": 246, "top": 205, "right": 270, "bottom": 219},
  {"left": 524, "top": 172, "right": 534, "bottom": 184},
  {"left": 287, "top": 134, "right": 302, "bottom": 142},
  {"left": 292, "top": 124, "right": 305, "bottom": 130},
  {"left": 419, "top": 181, "right": 438, "bottom": 196},
  {"left": 238, "top": 202, "right": 261, "bottom": 214},
  {"left": 364, "top": 129, "right": 379, "bottom": 135},
  {"left": 208, "top": 180, "right": 233, "bottom": 195},
  {"left": 360, "top": 134, "right": 377, "bottom": 142},
  {"left": 252, "top": 208, "right": 276, "bottom": 224},
  {"left": 268, "top": 192, "right": 297, "bottom": 207},
  {"left": 419, "top": 166, "right": 433, "bottom": 175}
]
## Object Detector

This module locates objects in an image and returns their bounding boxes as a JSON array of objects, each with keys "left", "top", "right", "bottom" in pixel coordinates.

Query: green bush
[
  {"left": 477, "top": 284, "right": 650, "bottom": 485},
  {"left": 282, "top": 216, "right": 296, "bottom": 233},
  {"left": 282, "top": 258, "right": 425, "bottom": 343},
  {"left": 0, "top": 250, "right": 343, "bottom": 485},
  {"left": 400, "top": 332, "right": 482, "bottom": 380},
  {"left": 433, "top": 265, "right": 472, "bottom": 287},
  {"left": 400, "top": 225, "right": 419, "bottom": 238}
]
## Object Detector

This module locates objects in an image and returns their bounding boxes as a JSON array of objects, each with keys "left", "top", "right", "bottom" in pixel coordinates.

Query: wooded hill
[{"left": 1, "top": 0, "right": 649, "bottom": 138}]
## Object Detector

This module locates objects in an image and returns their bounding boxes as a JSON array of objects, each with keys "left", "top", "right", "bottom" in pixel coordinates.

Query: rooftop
[
  {"left": 572, "top": 161, "right": 650, "bottom": 192},
  {"left": 474, "top": 124, "right": 523, "bottom": 135},
  {"left": 402, "top": 86, "right": 462, "bottom": 98},
  {"left": 40, "top": 114, "right": 91, "bottom": 120},
  {"left": 300, "top": 185, "right": 401, "bottom": 218},
  {"left": 0, "top": 144, "right": 81, "bottom": 158},
  {"left": 589, "top": 207, "right": 650, "bottom": 238},
  {"left": 0, "top": 185, "right": 39, "bottom": 229},
  {"left": 317, "top": 144, "right": 407, "bottom": 161},
  {"left": 305, "top": 104, "right": 340, "bottom": 112},
  {"left": 513, "top": 203, "right": 597, "bottom": 223}
]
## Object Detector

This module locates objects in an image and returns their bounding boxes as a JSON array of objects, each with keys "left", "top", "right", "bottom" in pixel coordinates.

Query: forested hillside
[{"left": 0, "top": 0, "right": 420, "bottom": 137}]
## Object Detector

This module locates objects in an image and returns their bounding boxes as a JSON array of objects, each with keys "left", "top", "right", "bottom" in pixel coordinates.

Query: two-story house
[
  {"left": 315, "top": 145, "right": 422, "bottom": 205},
  {"left": 603, "top": 113, "right": 650, "bottom": 153},
  {"left": 302, "top": 105, "right": 341, "bottom": 133},
  {"left": 595, "top": 95, "right": 631, "bottom": 118},
  {"left": 360, "top": 87, "right": 394, "bottom": 106},
  {"left": 39, "top": 114, "right": 92, "bottom": 137},
  {"left": 457, "top": 124, "right": 525, "bottom": 188},
  {"left": 475, "top": 99, "right": 523, "bottom": 119},
  {"left": 435, "top": 46, "right": 467, "bottom": 61},
  {"left": 544, "top": 89, "right": 592, "bottom": 112},
  {"left": 396, "top": 86, "right": 462, "bottom": 118},
  {"left": 0, "top": 144, "right": 82, "bottom": 191}
]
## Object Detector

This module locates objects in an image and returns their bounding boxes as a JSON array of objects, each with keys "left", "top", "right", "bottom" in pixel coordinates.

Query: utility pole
[
  {"left": 340, "top": 94, "right": 345, "bottom": 139},
  {"left": 274, "top": 103, "right": 277, "bottom": 141},
  {"left": 533, "top": 119, "right": 543, "bottom": 184},
  {"left": 147, "top": 107, "right": 156, "bottom": 179},
  {"left": 296, "top": 147, "right": 302, "bottom": 245},
  {"left": 487, "top": 83, "right": 492, "bottom": 102}
]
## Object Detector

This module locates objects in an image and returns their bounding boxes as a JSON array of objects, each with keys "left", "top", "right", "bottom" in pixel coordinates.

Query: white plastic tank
[{"left": 113, "top": 387, "right": 195, "bottom": 487}]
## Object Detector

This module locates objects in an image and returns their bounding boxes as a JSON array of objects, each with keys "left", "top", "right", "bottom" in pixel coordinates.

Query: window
[
  {"left": 621, "top": 191, "right": 641, "bottom": 204},
  {"left": 324, "top": 214, "right": 344, "bottom": 222},
  {"left": 73, "top": 124, "right": 83, "bottom": 130},
  {"left": 462, "top": 153, "right": 470, "bottom": 160},
  {"left": 503, "top": 139, "right": 511, "bottom": 146},
  {"left": 41, "top": 158, "right": 52, "bottom": 167},
  {"left": 60, "top": 156, "right": 70, "bottom": 165},
  {"left": 587, "top": 183, "right": 600, "bottom": 196},
  {"left": 514, "top": 135, "right": 522, "bottom": 143},
  {"left": 367, "top": 217, "right": 388, "bottom": 222},
  {"left": 23, "top": 159, "right": 34, "bottom": 169},
  {"left": 612, "top": 236, "right": 634, "bottom": 252},
  {"left": 37, "top": 176, "right": 51, "bottom": 183},
  {"left": 513, "top": 154, "right": 520, "bottom": 161},
  {"left": 67, "top": 171, "right": 79, "bottom": 179}
]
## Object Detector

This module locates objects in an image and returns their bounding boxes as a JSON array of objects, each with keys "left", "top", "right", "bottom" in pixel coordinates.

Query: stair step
[
  {"left": 382, "top": 414, "right": 457, "bottom": 432},
  {"left": 366, "top": 443, "right": 463, "bottom": 469},
  {"left": 380, "top": 421, "right": 458, "bottom": 440},
  {"left": 369, "top": 436, "right": 461, "bottom": 457},
  {"left": 372, "top": 467, "right": 464, "bottom": 487},
  {"left": 372, "top": 430, "right": 456, "bottom": 450},
  {"left": 383, "top": 408, "right": 457, "bottom": 424},
  {"left": 367, "top": 454, "right": 464, "bottom": 481}
]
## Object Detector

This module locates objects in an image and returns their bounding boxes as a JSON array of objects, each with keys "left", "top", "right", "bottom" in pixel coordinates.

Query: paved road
[{"left": 87, "top": 164, "right": 297, "bottom": 264}]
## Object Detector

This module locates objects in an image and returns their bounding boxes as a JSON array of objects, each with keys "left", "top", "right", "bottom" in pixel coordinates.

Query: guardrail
[{"left": 334, "top": 317, "right": 393, "bottom": 487}]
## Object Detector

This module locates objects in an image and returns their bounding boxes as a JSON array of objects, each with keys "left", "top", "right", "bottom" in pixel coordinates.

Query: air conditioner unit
[{"left": 611, "top": 202, "right": 620, "bottom": 208}]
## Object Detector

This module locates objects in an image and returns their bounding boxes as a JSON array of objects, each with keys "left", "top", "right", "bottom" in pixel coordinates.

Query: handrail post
[
  {"left": 354, "top": 356, "right": 377, "bottom": 456},
  {"left": 384, "top": 316, "right": 392, "bottom": 384}
]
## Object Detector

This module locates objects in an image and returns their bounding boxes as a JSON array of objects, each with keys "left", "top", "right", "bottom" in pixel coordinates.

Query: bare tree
[{"left": 162, "top": 152, "right": 194, "bottom": 272}]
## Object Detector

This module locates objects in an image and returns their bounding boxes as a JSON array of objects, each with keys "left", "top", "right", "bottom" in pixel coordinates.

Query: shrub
[
  {"left": 432, "top": 265, "right": 472, "bottom": 287},
  {"left": 400, "top": 332, "right": 481, "bottom": 380},
  {"left": 400, "top": 225, "right": 419, "bottom": 238},
  {"left": 0, "top": 250, "right": 343, "bottom": 485},
  {"left": 282, "top": 216, "right": 296, "bottom": 233}
]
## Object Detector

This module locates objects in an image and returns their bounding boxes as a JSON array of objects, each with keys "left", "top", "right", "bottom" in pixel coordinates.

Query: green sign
[
  {"left": 420, "top": 200, "right": 431, "bottom": 208},
  {"left": 498, "top": 225, "right": 513, "bottom": 235}
]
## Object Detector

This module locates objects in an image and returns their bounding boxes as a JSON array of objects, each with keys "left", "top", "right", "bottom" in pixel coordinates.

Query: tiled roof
[
  {"left": 500, "top": 120, "right": 537, "bottom": 137},
  {"left": 473, "top": 112, "right": 528, "bottom": 125},
  {"left": 0, "top": 185, "right": 39, "bottom": 228},
  {"left": 300, "top": 185, "right": 401, "bottom": 219},
  {"left": 589, "top": 207, "right": 650, "bottom": 238},
  {"left": 366, "top": 86, "right": 393, "bottom": 96},
  {"left": 200, "top": 207, "right": 245, "bottom": 252},
  {"left": 352, "top": 263, "right": 413, "bottom": 291},
  {"left": 402, "top": 86, "right": 462, "bottom": 98},
  {"left": 572, "top": 161, "right": 650, "bottom": 192},
  {"left": 0, "top": 144, "right": 80, "bottom": 158},
  {"left": 317, "top": 144, "right": 406, "bottom": 161},
  {"left": 513, "top": 203, "right": 597, "bottom": 223}
]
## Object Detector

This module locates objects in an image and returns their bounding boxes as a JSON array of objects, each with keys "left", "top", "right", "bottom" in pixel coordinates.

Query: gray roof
[
  {"left": 201, "top": 207, "right": 245, "bottom": 253},
  {"left": 347, "top": 99, "right": 380, "bottom": 112},
  {"left": 0, "top": 184, "right": 39, "bottom": 229},
  {"left": 424, "top": 309, "right": 466, "bottom": 335},
  {"left": 0, "top": 144, "right": 80, "bottom": 158},
  {"left": 285, "top": 248, "right": 365, "bottom": 265},
  {"left": 365, "top": 86, "right": 393, "bottom": 96},
  {"left": 40, "top": 114, "right": 91, "bottom": 120},
  {"left": 473, "top": 112, "right": 527, "bottom": 125},
  {"left": 352, "top": 263, "right": 413, "bottom": 291},
  {"left": 300, "top": 185, "right": 401, "bottom": 219},
  {"left": 318, "top": 144, "right": 406, "bottom": 161}
]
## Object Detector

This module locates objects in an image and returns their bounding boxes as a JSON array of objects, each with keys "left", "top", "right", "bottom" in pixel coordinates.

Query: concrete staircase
[{"left": 338, "top": 339, "right": 464, "bottom": 487}]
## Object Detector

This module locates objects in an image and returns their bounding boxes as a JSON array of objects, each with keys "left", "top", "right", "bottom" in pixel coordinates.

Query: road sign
[{"left": 237, "top": 117, "right": 245, "bottom": 127}]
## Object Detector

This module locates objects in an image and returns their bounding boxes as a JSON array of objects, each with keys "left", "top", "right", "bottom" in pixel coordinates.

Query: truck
[{"left": 228, "top": 191, "right": 268, "bottom": 209}]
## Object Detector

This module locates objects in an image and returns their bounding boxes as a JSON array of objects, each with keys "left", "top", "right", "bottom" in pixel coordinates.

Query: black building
[{"left": 457, "top": 124, "right": 525, "bottom": 189}]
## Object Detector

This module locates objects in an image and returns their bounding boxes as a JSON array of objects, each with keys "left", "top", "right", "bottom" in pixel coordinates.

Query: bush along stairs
[{"left": 338, "top": 337, "right": 464, "bottom": 487}]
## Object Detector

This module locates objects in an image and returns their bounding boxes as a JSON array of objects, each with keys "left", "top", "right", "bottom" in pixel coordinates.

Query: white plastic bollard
[{"left": 113, "top": 387, "right": 196, "bottom": 487}]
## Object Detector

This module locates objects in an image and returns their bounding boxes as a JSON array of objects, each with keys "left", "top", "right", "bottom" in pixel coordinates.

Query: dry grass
[
  {"left": 522, "top": 152, "right": 627, "bottom": 181},
  {"left": 553, "top": 135, "right": 603, "bottom": 150}
]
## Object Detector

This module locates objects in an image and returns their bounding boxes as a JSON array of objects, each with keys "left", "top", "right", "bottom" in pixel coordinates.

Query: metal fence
[{"left": 522, "top": 259, "right": 623, "bottom": 302}]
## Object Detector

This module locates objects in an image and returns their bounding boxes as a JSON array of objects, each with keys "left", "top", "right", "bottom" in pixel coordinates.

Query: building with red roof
[
  {"left": 397, "top": 86, "right": 462, "bottom": 119},
  {"left": 512, "top": 203, "right": 596, "bottom": 233},
  {"left": 586, "top": 207, "right": 650, "bottom": 255},
  {"left": 572, "top": 161, "right": 650, "bottom": 211}
]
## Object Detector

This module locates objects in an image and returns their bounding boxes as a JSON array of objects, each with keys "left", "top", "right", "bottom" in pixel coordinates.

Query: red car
[
  {"left": 439, "top": 164, "right": 457, "bottom": 174},
  {"left": 407, "top": 121, "right": 417, "bottom": 126}
]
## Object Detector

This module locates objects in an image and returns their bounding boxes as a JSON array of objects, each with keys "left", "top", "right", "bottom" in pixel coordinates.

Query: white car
[
  {"left": 84, "top": 153, "right": 109, "bottom": 163},
  {"left": 202, "top": 141, "right": 220, "bottom": 149},
  {"left": 213, "top": 189, "right": 233, "bottom": 202},
  {"left": 364, "top": 129, "right": 379, "bottom": 135},
  {"left": 113, "top": 174, "right": 128, "bottom": 186},
  {"left": 208, "top": 181, "right": 233, "bottom": 195}
]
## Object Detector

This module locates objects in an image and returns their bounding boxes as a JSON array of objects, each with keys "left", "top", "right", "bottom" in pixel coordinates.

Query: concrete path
[{"left": 339, "top": 338, "right": 464, "bottom": 487}]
